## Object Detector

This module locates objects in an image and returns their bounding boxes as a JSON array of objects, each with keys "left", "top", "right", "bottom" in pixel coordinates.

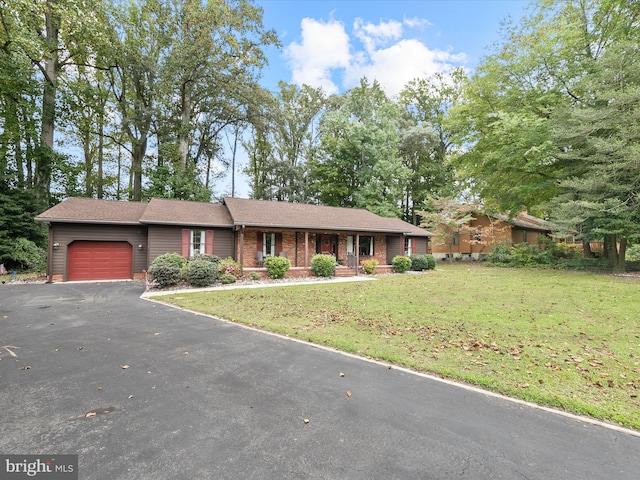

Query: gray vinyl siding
[
  {"left": 147, "top": 225, "right": 235, "bottom": 263},
  {"left": 49, "top": 223, "right": 148, "bottom": 278},
  {"left": 415, "top": 237, "right": 428, "bottom": 255},
  {"left": 386, "top": 236, "right": 429, "bottom": 263},
  {"left": 386, "top": 235, "right": 403, "bottom": 264}
]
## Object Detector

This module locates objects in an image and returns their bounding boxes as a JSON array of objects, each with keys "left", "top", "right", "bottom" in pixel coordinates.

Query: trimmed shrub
[
  {"left": 148, "top": 262, "right": 181, "bottom": 287},
  {"left": 218, "top": 257, "right": 242, "bottom": 278},
  {"left": 311, "top": 254, "right": 336, "bottom": 277},
  {"left": 151, "top": 252, "right": 187, "bottom": 269},
  {"left": 191, "top": 253, "right": 221, "bottom": 265},
  {"left": 248, "top": 272, "right": 261, "bottom": 281},
  {"left": 362, "top": 258, "right": 379, "bottom": 274},
  {"left": 392, "top": 255, "right": 411, "bottom": 273},
  {"left": 219, "top": 273, "right": 237, "bottom": 284},
  {"left": 186, "top": 259, "right": 218, "bottom": 287},
  {"left": 410, "top": 254, "right": 436, "bottom": 271},
  {"left": 264, "top": 256, "right": 290, "bottom": 279}
]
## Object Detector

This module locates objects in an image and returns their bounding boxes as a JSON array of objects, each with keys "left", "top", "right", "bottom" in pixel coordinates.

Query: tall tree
[
  {"left": 549, "top": 35, "right": 640, "bottom": 271},
  {"left": 398, "top": 69, "right": 464, "bottom": 223},
  {"left": 244, "top": 82, "right": 324, "bottom": 202},
  {"left": 451, "top": 0, "right": 640, "bottom": 269},
  {"left": 312, "top": 78, "right": 408, "bottom": 216},
  {"left": 451, "top": 0, "right": 638, "bottom": 213},
  {"left": 2, "top": 0, "right": 110, "bottom": 205}
]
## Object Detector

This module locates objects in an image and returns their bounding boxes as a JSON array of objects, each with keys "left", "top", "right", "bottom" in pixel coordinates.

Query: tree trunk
[
  {"left": 582, "top": 239, "right": 593, "bottom": 258},
  {"left": 83, "top": 130, "right": 92, "bottom": 196},
  {"left": 36, "top": 0, "right": 59, "bottom": 205},
  {"left": 97, "top": 118, "right": 104, "bottom": 199},
  {"left": 177, "top": 85, "right": 192, "bottom": 170},
  {"left": 131, "top": 137, "right": 147, "bottom": 201}
]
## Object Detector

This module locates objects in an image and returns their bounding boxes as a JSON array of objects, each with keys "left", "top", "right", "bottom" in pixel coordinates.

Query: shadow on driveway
[{"left": 1, "top": 282, "right": 639, "bottom": 479}]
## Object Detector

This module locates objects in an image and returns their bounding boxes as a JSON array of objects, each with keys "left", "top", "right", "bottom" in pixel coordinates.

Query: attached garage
[{"left": 67, "top": 241, "right": 133, "bottom": 281}]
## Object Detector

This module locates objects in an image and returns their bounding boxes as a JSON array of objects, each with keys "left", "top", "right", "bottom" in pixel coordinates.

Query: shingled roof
[
  {"left": 223, "top": 197, "right": 432, "bottom": 236},
  {"left": 36, "top": 196, "right": 432, "bottom": 236},
  {"left": 140, "top": 198, "right": 233, "bottom": 227},
  {"left": 34, "top": 197, "right": 148, "bottom": 225}
]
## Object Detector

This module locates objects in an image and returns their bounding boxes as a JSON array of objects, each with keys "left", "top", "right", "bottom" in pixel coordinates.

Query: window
[
  {"left": 263, "top": 232, "right": 276, "bottom": 257},
  {"left": 473, "top": 231, "right": 481, "bottom": 242},
  {"left": 359, "top": 236, "right": 374, "bottom": 256},
  {"left": 191, "top": 230, "right": 205, "bottom": 257},
  {"left": 522, "top": 230, "right": 528, "bottom": 244},
  {"left": 405, "top": 237, "right": 413, "bottom": 256},
  {"left": 347, "top": 236, "right": 355, "bottom": 256},
  {"left": 453, "top": 233, "right": 459, "bottom": 245}
]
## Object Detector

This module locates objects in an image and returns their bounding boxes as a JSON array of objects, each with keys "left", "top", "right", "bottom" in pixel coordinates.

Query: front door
[{"left": 317, "top": 234, "right": 337, "bottom": 255}]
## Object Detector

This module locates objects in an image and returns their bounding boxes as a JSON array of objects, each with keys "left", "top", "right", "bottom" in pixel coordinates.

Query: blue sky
[{"left": 254, "top": 0, "right": 530, "bottom": 96}]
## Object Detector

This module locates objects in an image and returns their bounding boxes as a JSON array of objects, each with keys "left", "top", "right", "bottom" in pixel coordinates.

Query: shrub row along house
[{"left": 35, "top": 197, "right": 432, "bottom": 282}]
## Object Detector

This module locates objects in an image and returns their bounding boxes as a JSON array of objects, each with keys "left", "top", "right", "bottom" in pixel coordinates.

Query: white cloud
[
  {"left": 284, "top": 17, "right": 351, "bottom": 95},
  {"left": 284, "top": 16, "right": 467, "bottom": 98},
  {"left": 353, "top": 18, "right": 403, "bottom": 53},
  {"left": 403, "top": 16, "right": 433, "bottom": 29},
  {"left": 346, "top": 39, "right": 468, "bottom": 97}
]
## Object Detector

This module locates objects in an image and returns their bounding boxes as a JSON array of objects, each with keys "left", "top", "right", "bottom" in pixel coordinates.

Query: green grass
[{"left": 155, "top": 264, "right": 640, "bottom": 430}]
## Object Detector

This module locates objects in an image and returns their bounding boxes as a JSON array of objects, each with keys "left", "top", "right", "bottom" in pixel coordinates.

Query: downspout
[
  {"left": 46, "top": 223, "right": 53, "bottom": 283},
  {"left": 239, "top": 225, "right": 245, "bottom": 267}
]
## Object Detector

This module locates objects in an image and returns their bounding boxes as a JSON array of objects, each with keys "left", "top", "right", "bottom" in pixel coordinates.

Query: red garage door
[{"left": 68, "top": 241, "right": 133, "bottom": 281}]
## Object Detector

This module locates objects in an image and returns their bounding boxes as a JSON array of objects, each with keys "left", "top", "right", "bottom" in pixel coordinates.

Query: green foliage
[
  {"left": 264, "top": 256, "right": 290, "bottom": 279},
  {"left": 144, "top": 162, "right": 211, "bottom": 202},
  {"left": 186, "top": 259, "right": 218, "bottom": 287},
  {"left": 151, "top": 252, "right": 187, "bottom": 269},
  {"left": 218, "top": 257, "right": 242, "bottom": 278},
  {"left": 362, "top": 258, "right": 379, "bottom": 275},
  {"left": 218, "top": 273, "right": 237, "bottom": 284},
  {"left": 148, "top": 262, "right": 181, "bottom": 287},
  {"left": 626, "top": 244, "right": 640, "bottom": 262},
  {"left": 191, "top": 253, "right": 221, "bottom": 266},
  {"left": 0, "top": 188, "right": 47, "bottom": 270},
  {"left": 410, "top": 254, "right": 436, "bottom": 271},
  {"left": 392, "top": 255, "right": 411, "bottom": 273},
  {"left": 248, "top": 271, "right": 261, "bottom": 281},
  {"left": 310, "top": 254, "right": 336, "bottom": 277},
  {"left": 0, "top": 238, "right": 47, "bottom": 272},
  {"left": 312, "top": 78, "right": 408, "bottom": 216},
  {"left": 486, "top": 240, "right": 585, "bottom": 269},
  {"left": 245, "top": 83, "right": 325, "bottom": 202},
  {"left": 485, "top": 244, "right": 513, "bottom": 265}
]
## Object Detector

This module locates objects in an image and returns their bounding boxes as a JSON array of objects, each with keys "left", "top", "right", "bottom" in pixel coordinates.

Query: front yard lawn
[{"left": 156, "top": 264, "right": 640, "bottom": 430}]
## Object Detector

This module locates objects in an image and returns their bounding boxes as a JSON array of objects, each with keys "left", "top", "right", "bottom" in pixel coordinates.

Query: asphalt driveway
[{"left": 1, "top": 281, "right": 639, "bottom": 479}]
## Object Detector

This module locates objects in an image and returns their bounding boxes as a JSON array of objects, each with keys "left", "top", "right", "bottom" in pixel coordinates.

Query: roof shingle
[
  {"left": 35, "top": 197, "right": 148, "bottom": 225},
  {"left": 36, "top": 196, "right": 432, "bottom": 236},
  {"left": 223, "top": 197, "right": 432, "bottom": 236},
  {"left": 140, "top": 198, "right": 233, "bottom": 227}
]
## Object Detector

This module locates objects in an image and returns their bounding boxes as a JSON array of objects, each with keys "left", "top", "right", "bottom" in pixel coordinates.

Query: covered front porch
[{"left": 235, "top": 228, "right": 405, "bottom": 277}]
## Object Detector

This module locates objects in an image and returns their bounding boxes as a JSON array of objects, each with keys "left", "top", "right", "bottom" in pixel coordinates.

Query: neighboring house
[
  {"left": 430, "top": 212, "right": 554, "bottom": 261},
  {"left": 35, "top": 197, "right": 432, "bottom": 282}
]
